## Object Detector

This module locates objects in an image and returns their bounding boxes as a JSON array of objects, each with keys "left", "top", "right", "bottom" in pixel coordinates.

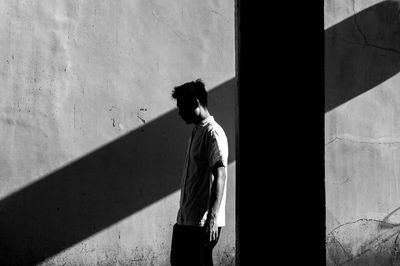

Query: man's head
[{"left": 172, "top": 79, "right": 208, "bottom": 124}]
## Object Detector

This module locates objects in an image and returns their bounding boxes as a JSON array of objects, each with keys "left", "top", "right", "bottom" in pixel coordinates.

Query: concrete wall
[
  {"left": 325, "top": 0, "right": 400, "bottom": 265},
  {"left": 0, "top": 0, "right": 236, "bottom": 265}
]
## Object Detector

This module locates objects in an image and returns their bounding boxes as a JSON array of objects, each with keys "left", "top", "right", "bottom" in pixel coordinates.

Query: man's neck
[{"left": 194, "top": 108, "right": 211, "bottom": 125}]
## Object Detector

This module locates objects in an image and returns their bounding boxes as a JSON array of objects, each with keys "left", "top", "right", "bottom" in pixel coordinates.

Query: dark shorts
[{"left": 170, "top": 223, "right": 222, "bottom": 266}]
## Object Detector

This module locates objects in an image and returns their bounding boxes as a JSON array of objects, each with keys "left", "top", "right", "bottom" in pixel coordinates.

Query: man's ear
[{"left": 195, "top": 99, "right": 201, "bottom": 108}]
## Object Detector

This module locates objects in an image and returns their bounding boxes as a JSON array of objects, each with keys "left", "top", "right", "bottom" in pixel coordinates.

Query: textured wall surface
[
  {"left": 0, "top": 0, "right": 236, "bottom": 265},
  {"left": 325, "top": 0, "right": 400, "bottom": 265}
]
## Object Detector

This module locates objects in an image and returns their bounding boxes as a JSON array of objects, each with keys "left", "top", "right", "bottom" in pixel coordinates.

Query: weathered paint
[
  {"left": 0, "top": 0, "right": 236, "bottom": 265},
  {"left": 326, "top": 0, "right": 400, "bottom": 264}
]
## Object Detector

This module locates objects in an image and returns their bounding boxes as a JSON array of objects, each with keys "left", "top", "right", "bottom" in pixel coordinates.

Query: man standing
[{"left": 170, "top": 79, "right": 229, "bottom": 266}]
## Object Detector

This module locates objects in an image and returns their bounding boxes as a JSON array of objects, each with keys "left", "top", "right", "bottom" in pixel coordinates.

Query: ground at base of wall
[{"left": 326, "top": 219, "right": 400, "bottom": 265}]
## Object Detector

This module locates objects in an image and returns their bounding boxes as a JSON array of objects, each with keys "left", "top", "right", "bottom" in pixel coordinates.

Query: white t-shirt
[{"left": 176, "top": 116, "right": 229, "bottom": 227}]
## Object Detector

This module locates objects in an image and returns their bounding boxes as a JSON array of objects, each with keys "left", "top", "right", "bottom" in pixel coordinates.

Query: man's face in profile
[{"left": 177, "top": 98, "right": 198, "bottom": 124}]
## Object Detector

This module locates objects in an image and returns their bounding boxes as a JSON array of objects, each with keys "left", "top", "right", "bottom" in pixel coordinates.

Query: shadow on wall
[
  {"left": 0, "top": 78, "right": 237, "bottom": 265},
  {"left": 325, "top": 0, "right": 400, "bottom": 113}
]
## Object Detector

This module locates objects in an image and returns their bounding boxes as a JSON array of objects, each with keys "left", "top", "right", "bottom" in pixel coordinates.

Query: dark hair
[{"left": 172, "top": 79, "right": 208, "bottom": 107}]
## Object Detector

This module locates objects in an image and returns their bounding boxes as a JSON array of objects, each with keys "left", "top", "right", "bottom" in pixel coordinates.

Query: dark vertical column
[{"left": 236, "top": 1, "right": 326, "bottom": 264}]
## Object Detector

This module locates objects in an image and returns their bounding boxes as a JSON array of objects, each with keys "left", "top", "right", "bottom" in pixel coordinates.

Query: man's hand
[{"left": 205, "top": 215, "right": 219, "bottom": 242}]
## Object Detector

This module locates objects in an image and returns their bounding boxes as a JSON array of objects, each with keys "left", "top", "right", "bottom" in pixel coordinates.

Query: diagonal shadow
[
  {"left": 325, "top": 0, "right": 400, "bottom": 113},
  {"left": 0, "top": 78, "right": 237, "bottom": 265}
]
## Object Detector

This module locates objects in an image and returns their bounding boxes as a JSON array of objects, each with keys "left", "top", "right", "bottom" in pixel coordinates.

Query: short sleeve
[{"left": 206, "top": 128, "right": 228, "bottom": 169}]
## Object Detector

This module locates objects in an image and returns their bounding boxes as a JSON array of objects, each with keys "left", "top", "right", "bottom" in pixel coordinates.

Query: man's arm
[{"left": 205, "top": 161, "right": 227, "bottom": 242}]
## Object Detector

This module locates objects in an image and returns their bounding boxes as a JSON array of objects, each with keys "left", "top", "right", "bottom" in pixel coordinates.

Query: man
[{"left": 170, "top": 79, "right": 229, "bottom": 266}]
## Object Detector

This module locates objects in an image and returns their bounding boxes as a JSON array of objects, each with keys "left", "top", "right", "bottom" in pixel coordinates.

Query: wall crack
[
  {"left": 325, "top": 136, "right": 400, "bottom": 147},
  {"left": 351, "top": 0, "right": 400, "bottom": 55}
]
